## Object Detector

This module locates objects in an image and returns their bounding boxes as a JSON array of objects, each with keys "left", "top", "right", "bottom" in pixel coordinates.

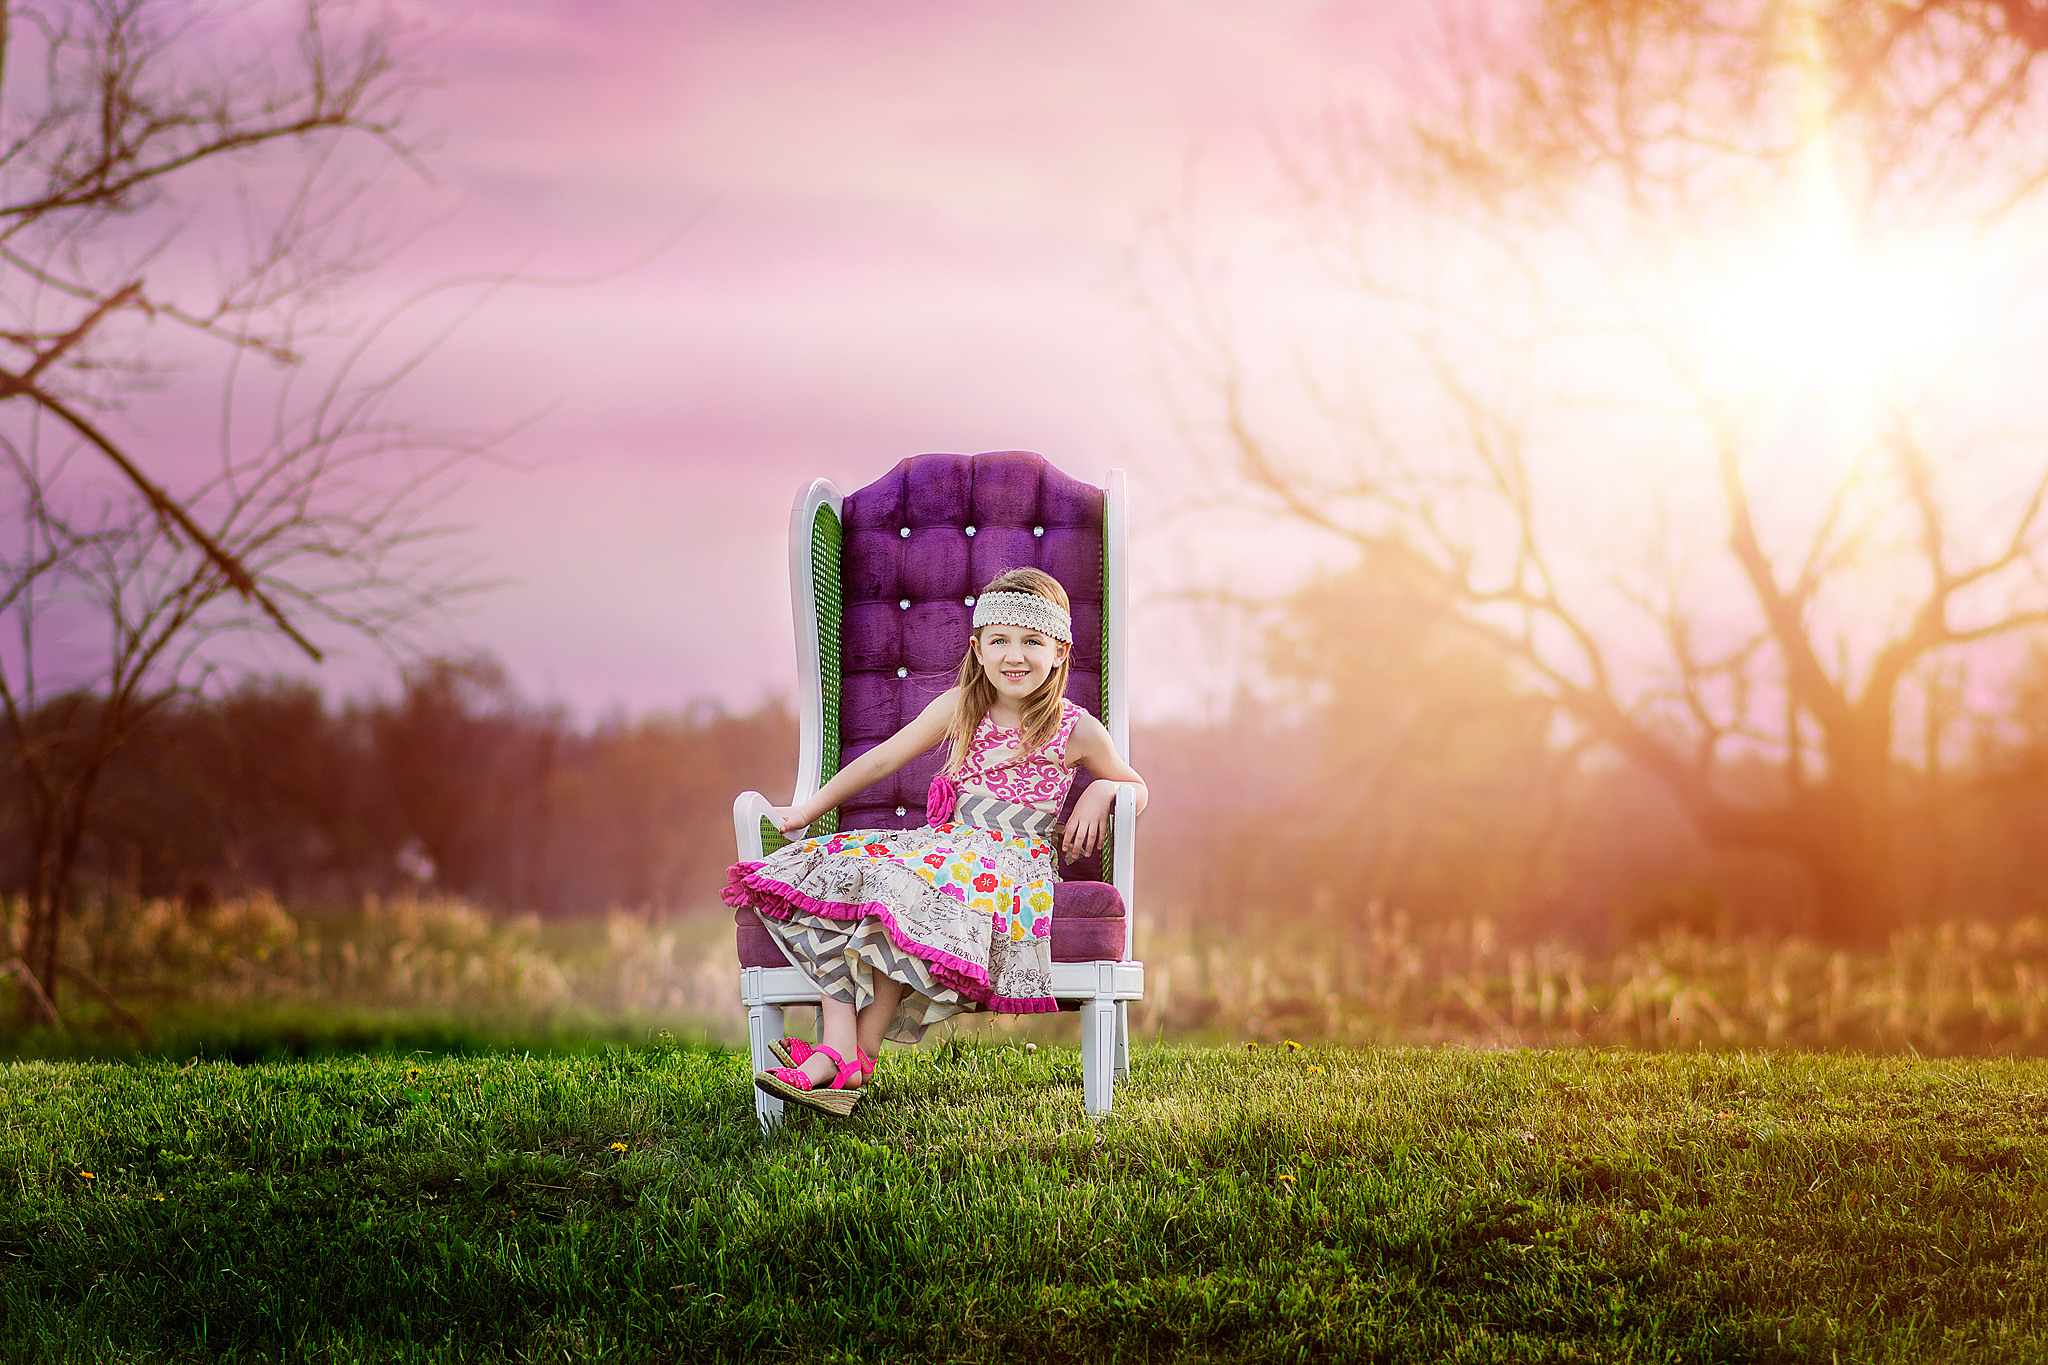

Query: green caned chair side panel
[
  {"left": 760, "top": 817, "right": 792, "bottom": 857},
  {"left": 812, "top": 502, "right": 844, "bottom": 837}
]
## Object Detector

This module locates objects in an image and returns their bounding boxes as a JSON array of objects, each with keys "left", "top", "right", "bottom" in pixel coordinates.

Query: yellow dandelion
[
  {"left": 406, "top": 1068, "right": 421, "bottom": 1082},
  {"left": 1275, "top": 1172, "right": 1297, "bottom": 1184},
  {"left": 1284, "top": 1040, "right": 1301, "bottom": 1052},
  {"left": 79, "top": 1171, "right": 95, "bottom": 1180},
  {"left": 610, "top": 1142, "right": 629, "bottom": 1153},
  {"left": 151, "top": 1195, "right": 165, "bottom": 1202},
  {"left": 1307, "top": 1065, "right": 1325, "bottom": 1075},
  {"left": 1245, "top": 1042, "right": 1258, "bottom": 1051}
]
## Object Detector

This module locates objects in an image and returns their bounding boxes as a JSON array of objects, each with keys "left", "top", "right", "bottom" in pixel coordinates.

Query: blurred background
[{"left": 7, "top": 0, "right": 2048, "bottom": 1057}]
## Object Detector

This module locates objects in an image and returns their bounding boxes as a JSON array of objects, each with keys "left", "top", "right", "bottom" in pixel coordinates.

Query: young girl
[{"left": 722, "top": 566, "right": 1148, "bottom": 1115}]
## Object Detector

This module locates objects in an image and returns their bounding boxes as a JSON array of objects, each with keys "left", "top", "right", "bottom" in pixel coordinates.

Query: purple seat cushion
[
  {"left": 1051, "top": 880, "right": 1124, "bottom": 918},
  {"left": 1049, "top": 916, "right": 1127, "bottom": 963},
  {"left": 835, "top": 450, "right": 1107, "bottom": 871},
  {"left": 733, "top": 877, "right": 1129, "bottom": 968},
  {"left": 736, "top": 915, "right": 784, "bottom": 969}
]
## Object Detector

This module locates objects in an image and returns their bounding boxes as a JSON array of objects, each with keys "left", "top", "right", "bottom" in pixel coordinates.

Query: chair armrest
[
  {"left": 732, "top": 790, "right": 778, "bottom": 861},
  {"left": 1113, "top": 782, "right": 1139, "bottom": 959}
]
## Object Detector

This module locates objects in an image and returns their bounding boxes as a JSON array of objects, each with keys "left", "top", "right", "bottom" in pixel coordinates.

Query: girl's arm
[
  {"left": 1059, "top": 711, "right": 1147, "bottom": 860},
  {"left": 771, "top": 688, "right": 959, "bottom": 834}
]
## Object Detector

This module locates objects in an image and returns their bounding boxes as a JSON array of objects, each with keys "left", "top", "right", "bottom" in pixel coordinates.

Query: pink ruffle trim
[{"left": 723, "top": 861, "right": 1060, "bottom": 1015}]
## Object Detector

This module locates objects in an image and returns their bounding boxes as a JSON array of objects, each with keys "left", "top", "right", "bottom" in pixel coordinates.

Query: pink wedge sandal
[
  {"left": 768, "top": 1036, "right": 814, "bottom": 1069},
  {"left": 772, "top": 1037, "right": 878, "bottom": 1084},
  {"left": 754, "top": 1044, "right": 871, "bottom": 1117}
]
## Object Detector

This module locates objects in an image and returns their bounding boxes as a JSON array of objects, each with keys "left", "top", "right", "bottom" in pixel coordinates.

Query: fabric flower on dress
[
  {"left": 926, "top": 771, "right": 958, "bottom": 825},
  {"left": 974, "top": 872, "right": 999, "bottom": 893},
  {"left": 1031, "top": 917, "right": 1051, "bottom": 938}
]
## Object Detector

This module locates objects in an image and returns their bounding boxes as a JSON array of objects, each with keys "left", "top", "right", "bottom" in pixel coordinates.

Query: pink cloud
[{"left": 102, "top": 0, "right": 1428, "bottom": 715}]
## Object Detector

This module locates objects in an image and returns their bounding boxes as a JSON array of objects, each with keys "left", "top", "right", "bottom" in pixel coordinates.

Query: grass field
[{"left": 3, "top": 1042, "right": 2044, "bottom": 1363}]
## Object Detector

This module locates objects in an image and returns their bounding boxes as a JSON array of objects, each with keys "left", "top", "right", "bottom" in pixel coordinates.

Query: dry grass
[
  {"left": 8, "top": 894, "right": 2048, "bottom": 1057},
  {"left": 0, "top": 894, "right": 745, "bottom": 1051},
  {"left": 1136, "top": 903, "right": 2048, "bottom": 1055}
]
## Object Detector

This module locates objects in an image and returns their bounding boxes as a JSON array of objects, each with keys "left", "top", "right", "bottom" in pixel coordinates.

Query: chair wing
[{"left": 787, "top": 478, "right": 847, "bottom": 841}]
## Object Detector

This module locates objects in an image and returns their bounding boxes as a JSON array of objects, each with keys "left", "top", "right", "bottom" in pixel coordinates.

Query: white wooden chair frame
[{"left": 733, "top": 468, "right": 1142, "bottom": 1127}]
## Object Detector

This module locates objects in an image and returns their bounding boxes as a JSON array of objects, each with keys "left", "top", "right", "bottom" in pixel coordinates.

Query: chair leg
[
  {"left": 748, "top": 1004, "right": 786, "bottom": 1131},
  {"left": 1113, "top": 999, "right": 1131, "bottom": 1079},
  {"left": 1081, "top": 998, "right": 1117, "bottom": 1115}
]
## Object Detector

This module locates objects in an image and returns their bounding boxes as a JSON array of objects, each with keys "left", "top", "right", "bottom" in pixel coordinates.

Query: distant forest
[{"left": 11, "top": 640, "right": 2048, "bottom": 944}]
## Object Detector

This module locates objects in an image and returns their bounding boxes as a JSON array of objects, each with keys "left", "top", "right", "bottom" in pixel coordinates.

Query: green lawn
[{"left": 2, "top": 1042, "right": 2042, "bottom": 1362}]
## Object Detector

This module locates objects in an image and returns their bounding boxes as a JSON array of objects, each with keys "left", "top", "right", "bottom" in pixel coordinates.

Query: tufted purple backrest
[{"left": 836, "top": 451, "right": 1105, "bottom": 877}]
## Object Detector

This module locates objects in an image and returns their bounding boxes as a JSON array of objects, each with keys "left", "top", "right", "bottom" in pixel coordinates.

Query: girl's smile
[{"left": 973, "top": 625, "right": 1065, "bottom": 708}]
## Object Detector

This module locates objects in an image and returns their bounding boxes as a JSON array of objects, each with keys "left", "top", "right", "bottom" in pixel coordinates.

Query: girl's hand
[
  {"left": 770, "top": 806, "right": 811, "bottom": 836},
  {"left": 1062, "top": 781, "right": 1117, "bottom": 860}
]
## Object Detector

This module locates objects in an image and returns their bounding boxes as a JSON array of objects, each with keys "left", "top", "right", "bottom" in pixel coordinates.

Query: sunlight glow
[
  {"left": 1671, "top": 213, "right": 1982, "bottom": 419},
  {"left": 1663, "top": 2, "right": 1987, "bottom": 427}
]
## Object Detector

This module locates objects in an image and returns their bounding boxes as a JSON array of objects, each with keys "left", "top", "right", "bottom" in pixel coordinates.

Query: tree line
[
  {"left": 10, "top": 626, "right": 2048, "bottom": 946},
  {"left": 0, "top": 656, "right": 794, "bottom": 920}
]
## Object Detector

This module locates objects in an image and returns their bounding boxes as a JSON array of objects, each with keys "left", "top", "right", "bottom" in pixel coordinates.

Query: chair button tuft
[
  {"left": 899, "top": 527, "right": 911, "bottom": 538},
  {"left": 899, "top": 598, "right": 910, "bottom": 610},
  {"left": 895, "top": 806, "right": 906, "bottom": 817},
  {"left": 1033, "top": 525, "right": 1044, "bottom": 537},
  {"left": 896, "top": 666, "right": 908, "bottom": 678},
  {"left": 964, "top": 595, "right": 975, "bottom": 606},
  {"left": 965, "top": 525, "right": 977, "bottom": 536}
]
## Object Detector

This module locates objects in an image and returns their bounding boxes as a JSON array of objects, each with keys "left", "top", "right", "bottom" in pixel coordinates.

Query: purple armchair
[{"left": 732, "top": 451, "right": 1143, "bottom": 1125}]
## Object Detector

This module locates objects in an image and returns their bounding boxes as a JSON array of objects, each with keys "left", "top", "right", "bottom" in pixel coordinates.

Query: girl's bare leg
[
  {"left": 855, "top": 974, "right": 906, "bottom": 1063},
  {"left": 799, "top": 974, "right": 904, "bottom": 1086},
  {"left": 798, "top": 996, "right": 861, "bottom": 1085}
]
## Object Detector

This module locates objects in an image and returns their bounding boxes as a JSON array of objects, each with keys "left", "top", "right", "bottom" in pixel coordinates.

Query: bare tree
[
  {"left": 0, "top": 0, "right": 474, "bottom": 1021},
  {"left": 1170, "top": 0, "right": 2048, "bottom": 940}
]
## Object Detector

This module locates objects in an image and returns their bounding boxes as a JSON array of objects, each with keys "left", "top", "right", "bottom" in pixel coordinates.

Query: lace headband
[{"left": 972, "top": 590, "right": 1072, "bottom": 644}]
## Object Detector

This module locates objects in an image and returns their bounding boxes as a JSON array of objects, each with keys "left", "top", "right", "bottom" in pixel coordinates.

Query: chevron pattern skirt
[{"left": 722, "top": 812, "right": 1060, "bottom": 1041}]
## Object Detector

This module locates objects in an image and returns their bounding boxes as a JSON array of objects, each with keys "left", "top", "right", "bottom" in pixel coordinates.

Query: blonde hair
[{"left": 945, "top": 567, "right": 1074, "bottom": 774}]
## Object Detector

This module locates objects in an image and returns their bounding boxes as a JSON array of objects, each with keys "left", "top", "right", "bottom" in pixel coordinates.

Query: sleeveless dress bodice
[{"left": 943, "top": 699, "right": 1086, "bottom": 838}]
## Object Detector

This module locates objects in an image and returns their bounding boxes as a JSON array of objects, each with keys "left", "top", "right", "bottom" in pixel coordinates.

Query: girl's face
[{"left": 972, "top": 620, "right": 1067, "bottom": 705}]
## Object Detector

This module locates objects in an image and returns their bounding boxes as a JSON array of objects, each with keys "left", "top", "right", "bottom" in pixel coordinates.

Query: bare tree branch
[{"left": 1167, "top": 0, "right": 2048, "bottom": 938}]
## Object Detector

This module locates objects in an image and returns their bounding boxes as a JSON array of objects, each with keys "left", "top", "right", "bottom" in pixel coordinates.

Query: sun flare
[{"left": 1670, "top": 212, "right": 1985, "bottom": 420}]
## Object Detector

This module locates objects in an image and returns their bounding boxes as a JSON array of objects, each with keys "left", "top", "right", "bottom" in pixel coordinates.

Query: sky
[
  {"left": 215, "top": 0, "right": 1432, "bottom": 719},
  {"left": 22, "top": 0, "right": 2048, "bottom": 749}
]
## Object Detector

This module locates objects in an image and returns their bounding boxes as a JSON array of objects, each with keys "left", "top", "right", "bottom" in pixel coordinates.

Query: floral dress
[{"left": 721, "top": 698, "right": 1088, "bottom": 1042}]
